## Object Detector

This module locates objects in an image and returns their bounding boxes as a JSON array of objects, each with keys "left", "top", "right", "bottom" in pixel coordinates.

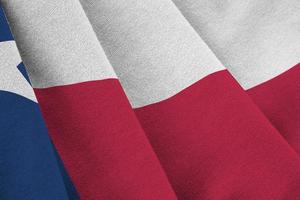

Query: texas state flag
[{"left": 1, "top": 0, "right": 300, "bottom": 200}]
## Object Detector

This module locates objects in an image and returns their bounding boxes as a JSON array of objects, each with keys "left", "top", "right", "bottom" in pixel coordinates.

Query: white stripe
[
  {"left": 80, "top": 0, "right": 225, "bottom": 108},
  {"left": 172, "top": 0, "right": 300, "bottom": 89},
  {"left": 0, "top": 41, "right": 37, "bottom": 102},
  {"left": 1, "top": 0, "right": 117, "bottom": 88}
]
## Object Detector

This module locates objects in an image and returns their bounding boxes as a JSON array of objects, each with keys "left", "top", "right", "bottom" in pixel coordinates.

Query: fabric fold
[
  {"left": 77, "top": 0, "right": 300, "bottom": 199},
  {"left": 171, "top": 0, "right": 300, "bottom": 156},
  {"left": 0, "top": 6, "right": 77, "bottom": 199},
  {"left": 1, "top": 0, "right": 178, "bottom": 199}
]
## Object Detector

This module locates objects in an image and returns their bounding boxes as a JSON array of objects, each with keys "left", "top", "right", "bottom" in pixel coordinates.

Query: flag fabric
[
  {"left": 0, "top": 0, "right": 299, "bottom": 200},
  {"left": 171, "top": 0, "right": 300, "bottom": 156},
  {"left": 0, "top": 6, "right": 79, "bottom": 200}
]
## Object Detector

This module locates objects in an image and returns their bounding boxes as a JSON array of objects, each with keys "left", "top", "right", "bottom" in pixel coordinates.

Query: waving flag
[{"left": 1, "top": 0, "right": 300, "bottom": 200}]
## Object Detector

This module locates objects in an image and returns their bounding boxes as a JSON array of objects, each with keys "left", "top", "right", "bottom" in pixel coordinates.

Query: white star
[{"left": 0, "top": 40, "right": 37, "bottom": 102}]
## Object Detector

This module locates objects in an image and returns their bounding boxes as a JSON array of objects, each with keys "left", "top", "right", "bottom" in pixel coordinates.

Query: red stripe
[
  {"left": 34, "top": 79, "right": 176, "bottom": 200},
  {"left": 134, "top": 70, "right": 300, "bottom": 199},
  {"left": 248, "top": 63, "right": 300, "bottom": 154}
]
